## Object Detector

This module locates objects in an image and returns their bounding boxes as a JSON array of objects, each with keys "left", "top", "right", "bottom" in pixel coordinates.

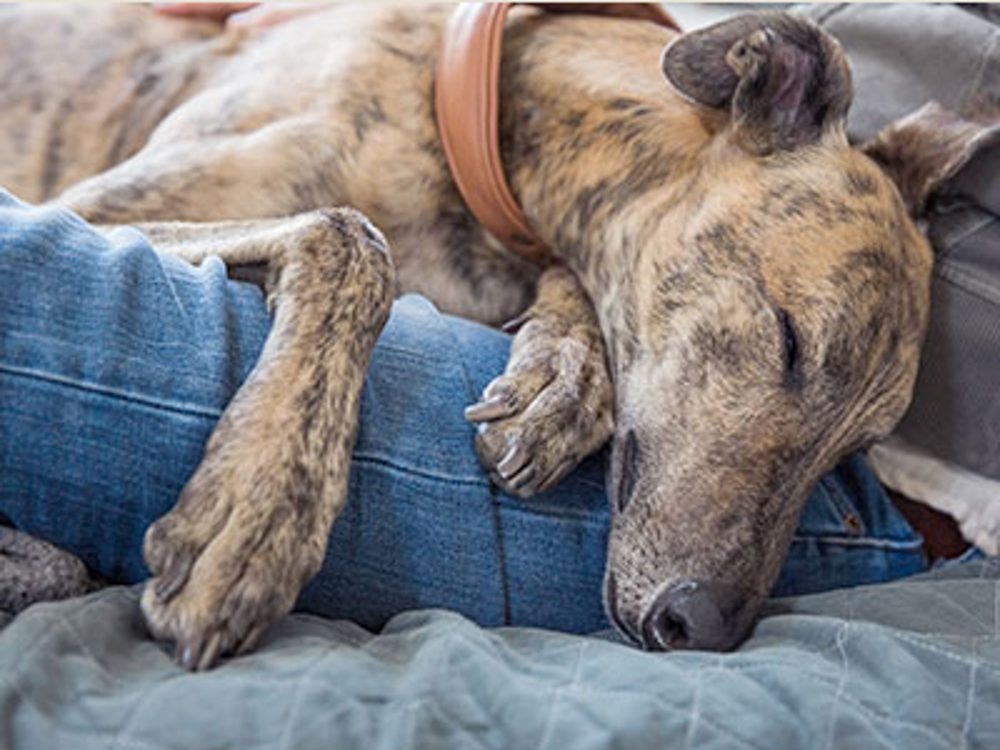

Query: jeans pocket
[
  {"left": 795, "top": 477, "right": 867, "bottom": 540},
  {"left": 773, "top": 455, "right": 926, "bottom": 597}
]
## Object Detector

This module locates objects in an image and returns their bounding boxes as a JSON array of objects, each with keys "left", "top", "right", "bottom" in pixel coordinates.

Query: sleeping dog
[{"left": 0, "top": 3, "right": 994, "bottom": 669}]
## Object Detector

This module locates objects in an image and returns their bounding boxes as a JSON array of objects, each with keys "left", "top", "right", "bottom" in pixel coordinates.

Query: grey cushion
[{"left": 2, "top": 562, "right": 999, "bottom": 749}]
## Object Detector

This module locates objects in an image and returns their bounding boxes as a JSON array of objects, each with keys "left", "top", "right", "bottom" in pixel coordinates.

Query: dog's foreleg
[
  {"left": 106, "top": 215, "right": 343, "bottom": 291},
  {"left": 106, "top": 217, "right": 314, "bottom": 267},
  {"left": 139, "top": 208, "right": 394, "bottom": 671},
  {"left": 466, "top": 267, "right": 614, "bottom": 497}
]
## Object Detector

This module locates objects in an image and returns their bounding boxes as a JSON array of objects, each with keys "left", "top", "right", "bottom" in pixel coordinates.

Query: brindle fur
[{"left": 0, "top": 4, "right": 994, "bottom": 667}]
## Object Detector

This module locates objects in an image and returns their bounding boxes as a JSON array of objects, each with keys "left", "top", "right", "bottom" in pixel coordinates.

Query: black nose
[{"left": 639, "top": 580, "right": 757, "bottom": 652}]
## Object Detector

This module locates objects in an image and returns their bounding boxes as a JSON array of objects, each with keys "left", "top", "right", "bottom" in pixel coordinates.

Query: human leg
[
  {"left": 0, "top": 188, "right": 925, "bottom": 635},
  {"left": 0, "top": 189, "right": 270, "bottom": 585},
  {"left": 0, "top": 187, "right": 607, "bottom": 633}
]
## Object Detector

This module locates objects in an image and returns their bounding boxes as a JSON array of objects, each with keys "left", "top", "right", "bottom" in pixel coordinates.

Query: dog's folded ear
[
  {"left": 861, "top": 102, "right": 1000, "bottom": 218},
  {"left": 661, "top": 12, "right": 852, "bottom": 155}
]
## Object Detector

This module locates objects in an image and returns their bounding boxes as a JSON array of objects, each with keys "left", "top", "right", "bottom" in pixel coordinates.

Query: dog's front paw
[
  {"left": 141, "top": 457, "right": 325, "bottom": 671},
  {"left": 466, "top": 321, "right": 613, "bottom": 497}
]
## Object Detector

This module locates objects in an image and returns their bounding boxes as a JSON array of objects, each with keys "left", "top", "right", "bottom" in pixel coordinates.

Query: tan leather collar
[{"left": 435, "top": 3, "right": 680, "bottom": 267}]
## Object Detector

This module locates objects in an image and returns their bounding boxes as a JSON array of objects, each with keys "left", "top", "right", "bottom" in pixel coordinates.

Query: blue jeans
[{"left": 0, "top": 189, "right": 926, "bottom": 634}]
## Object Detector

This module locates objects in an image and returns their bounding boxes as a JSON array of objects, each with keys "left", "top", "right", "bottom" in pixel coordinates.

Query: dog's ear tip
[
  {"left": 660, "top": 43, "right": 713, "bottom": 109},
  {"left": 863, "top": 103, "right": 1000, "bottom": 218},
  {"left": 660, "top": 23, "right": 743, "bottom": 113},
  {"left": 659, "top": 36, "right": 681, "bottom": 84},
  {"left": 659, "top": 11, "right": 852, "bottom": 153},
  {"left": 658, "top": 38, "right": 681, "bottom": 93}
]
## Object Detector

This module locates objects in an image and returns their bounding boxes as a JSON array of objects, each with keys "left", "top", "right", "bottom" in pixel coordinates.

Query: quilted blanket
[{"left": 1, "top": 560, "right": 998, "bottom": 749}]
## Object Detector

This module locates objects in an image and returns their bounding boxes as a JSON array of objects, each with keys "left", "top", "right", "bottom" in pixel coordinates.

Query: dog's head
[{"left": 603, "top": 12, "right": 998, "bottom": 651}]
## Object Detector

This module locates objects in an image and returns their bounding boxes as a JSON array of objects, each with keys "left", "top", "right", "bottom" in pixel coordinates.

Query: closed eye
[{"left": 776, "top": 307, "right": 800, "bottom": 380}]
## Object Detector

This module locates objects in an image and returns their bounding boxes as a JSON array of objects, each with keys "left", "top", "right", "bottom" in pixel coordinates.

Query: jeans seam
[
  {"left": 350, "top": 451, "right": 489, "bottom": 487},
  {"left": 815, "top": 477, "right": 862, "bottom": 536},
  {"left": 791, "top": 535, "right": 924, "bottom": 551},
  {"left": 489, "top": 482, "right": 513, "bottom": 627},
  {"left": 0, "top": 362, "right": 222, "bottom": 420}
]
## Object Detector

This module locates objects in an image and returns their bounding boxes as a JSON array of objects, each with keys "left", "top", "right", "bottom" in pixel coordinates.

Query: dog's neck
[{"left": 497, "top": 18, "right": 709, "bottom": 359}]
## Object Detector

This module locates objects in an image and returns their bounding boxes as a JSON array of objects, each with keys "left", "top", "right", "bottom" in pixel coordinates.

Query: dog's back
[
  {"left": 0, "top": 4, "right": 690, "bottom": 325},
  {"left": 0, "top": 5, "right": 221, "bottom": 202}
]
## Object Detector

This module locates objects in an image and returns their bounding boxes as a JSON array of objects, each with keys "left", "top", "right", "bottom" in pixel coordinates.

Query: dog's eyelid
[{"left": 776, "top": 307, "right": 800, "bottom": 377}]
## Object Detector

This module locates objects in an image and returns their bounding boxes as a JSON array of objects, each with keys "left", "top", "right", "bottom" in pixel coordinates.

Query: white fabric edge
[{"left": 869, "top": 436, "right": 1000, "bottom": 556}]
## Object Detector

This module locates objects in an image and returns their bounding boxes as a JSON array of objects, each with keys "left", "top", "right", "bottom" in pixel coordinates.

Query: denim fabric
[{"left": 0, "top": 188, "right": 925, "bottom": 634}]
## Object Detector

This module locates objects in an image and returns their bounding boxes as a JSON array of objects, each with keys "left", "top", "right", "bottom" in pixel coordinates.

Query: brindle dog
[{"left": 0, "top": 4, "right": 995, "bottom": 669}]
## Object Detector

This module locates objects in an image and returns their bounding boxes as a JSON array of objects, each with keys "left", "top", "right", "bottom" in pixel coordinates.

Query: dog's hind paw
[
  {"left": 0, "top": 527, "right": 102, "bottom": 614},
  {"left": 466, "top": 308, "right": 613, "bottom": 498}
]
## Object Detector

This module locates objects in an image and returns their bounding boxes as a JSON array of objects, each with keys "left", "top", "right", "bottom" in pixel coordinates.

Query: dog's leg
[
  {"left": 53, "top": 122, "right": 345, "bottom": 225},
  {"left": 107, "top": 217, "right": 313, "bottom": 267},
  {"left": 466, "top": 267, "right": 614, "bottom": 497},
  {"left": 139, "top": 208, "right": 394, "bottom": 671},
  {"left": 104, "top": 216, "right": 333, "bottom": 289}
]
